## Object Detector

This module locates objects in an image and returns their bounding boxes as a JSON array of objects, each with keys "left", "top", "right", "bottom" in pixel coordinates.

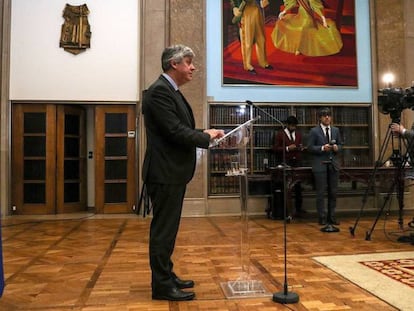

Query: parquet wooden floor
[{"left": 0, "top": 211, "right": 413, "bottom": 311}]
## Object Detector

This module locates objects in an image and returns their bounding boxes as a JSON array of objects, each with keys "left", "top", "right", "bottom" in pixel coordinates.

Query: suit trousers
[
  {"left": 146, "top": 182, "right": 187, "bottom": 291},
  {"left": 313, "top": 166, "right": 338, "bottom": 220}
]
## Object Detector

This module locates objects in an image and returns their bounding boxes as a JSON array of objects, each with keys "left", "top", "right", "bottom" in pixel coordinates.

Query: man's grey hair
[{"left": 161, "top": 44, "right": 195, "bottom": 72}]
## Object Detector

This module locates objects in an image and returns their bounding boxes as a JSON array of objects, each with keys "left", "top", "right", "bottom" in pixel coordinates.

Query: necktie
[
  {"left": 325, "top": 127, "right": 330, "bottom": 143},
  {"left": 289, "top": 130, "right": 294, "bottom": 142}
]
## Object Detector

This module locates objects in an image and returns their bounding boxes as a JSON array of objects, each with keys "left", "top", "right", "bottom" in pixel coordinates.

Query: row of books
[
  {"left": 210, "top": 152, "right": 244, "bottom": 172},
  {"left": 254, "top": 129, "right": 276, "bottom": 147},
  {"left": 293, "top": 107, "right": 369, "bottom": 125},
  {"left": 210, "top": 106, "right": 369, "bottom": 126},
  {"left": 209, "top": 106, "right": 250, "bottom": 125},
  {"left": 253, "top": 108, "right": 290, "bottom": 125},
  {"left": 209, "top": 176, "right": 239, "bottom": 194},
  {"left": 210, "top": 150, "right": 279, "bottom": 173},
  {"left": 210, "top": 106, "right": 290, "bottom": 125},
  {"left": 341, "top": 128, "right": 370, "bottom": 145}
]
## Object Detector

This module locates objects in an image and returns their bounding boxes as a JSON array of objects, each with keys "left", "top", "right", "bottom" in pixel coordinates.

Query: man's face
[
  {"left": 320, "top": 114, "right": 332, "bottom": 126},
  {"left": 287, "top": 124, "right": 296, "bottom": 132},
  {"left": 172, "top": 56, "right": 196, "bottom": 86}
]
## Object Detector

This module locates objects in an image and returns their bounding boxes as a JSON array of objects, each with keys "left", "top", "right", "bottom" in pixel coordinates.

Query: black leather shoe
[
  {"left": 329, "top": 218, "right": 340, "bottom": 225},
  {"left": 264, "top": 65, "right": 274, "bottom": 70},
  {"left": 318, "top": 217, "right": 326, "bottom": 225},
  {"left": 173, "top": 277, "right": 195, "bottom": 289},
  {"left": 152, "top": 287, "right": 195, "bottom": 301}
]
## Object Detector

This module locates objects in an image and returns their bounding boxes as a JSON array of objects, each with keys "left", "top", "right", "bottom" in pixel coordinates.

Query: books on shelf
[{"left": 208, "top": 104, "right": 372, "bottom": 195}]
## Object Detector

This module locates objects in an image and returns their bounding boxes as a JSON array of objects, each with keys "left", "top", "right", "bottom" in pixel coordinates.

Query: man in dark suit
[
  {"left": 307, "top": 107, "right": 343, "bottom": 226},
  {"left": 142, "top": 44, "right": 224, "bottom": 301},
  {"left": 272, "top": 115, "right": 306, "bottom": 218}
]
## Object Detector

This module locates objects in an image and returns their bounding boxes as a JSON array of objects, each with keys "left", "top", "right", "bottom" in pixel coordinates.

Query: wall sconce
[{"left": 382, "top": 72, "right": 395, "bottom": 88}]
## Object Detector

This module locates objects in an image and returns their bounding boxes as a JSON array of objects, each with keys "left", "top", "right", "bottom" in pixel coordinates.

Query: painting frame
[{"left": 206, "top": 0, "right": 373, "bottom": 103}]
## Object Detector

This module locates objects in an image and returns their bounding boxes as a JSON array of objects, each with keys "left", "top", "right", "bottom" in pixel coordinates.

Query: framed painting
[{"left": 207, "top": 0, "right": 372, "bottom": 103}]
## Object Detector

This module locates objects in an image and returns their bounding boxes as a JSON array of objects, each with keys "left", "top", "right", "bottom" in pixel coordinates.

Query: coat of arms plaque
[{"left": 60, "top": 4, "right": 91, "bottom": 55}]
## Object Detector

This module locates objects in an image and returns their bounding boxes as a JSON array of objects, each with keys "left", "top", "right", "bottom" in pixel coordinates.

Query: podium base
[{"left": 220, "top": 279, "right": 272, "bottom": 299}]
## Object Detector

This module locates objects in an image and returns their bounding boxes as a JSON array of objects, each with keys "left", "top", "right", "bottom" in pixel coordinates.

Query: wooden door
[
  {"left": 12, "top": 104, "right": 86, "bottom": 215},
  {"left": 12, "top": 104, "right": 56, "bottom": 214},
  {"left": 95, "top": 105, "right": 136, "bottom": 213},
  {"left": 56, "top": 105, "right": 86, "bottom": 213}
]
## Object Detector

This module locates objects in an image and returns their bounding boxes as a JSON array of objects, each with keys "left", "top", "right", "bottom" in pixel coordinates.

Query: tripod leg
[
  {"left": 366, "top": 149, "right": 406, "bottom": 240},
  {"left": 349, "top": 163, "right": 381, "bottom": 236},
  {"left": 349, "top": 126, "right": 393, "bottom": 236},
  {"left": 365, "top": 191, "right": 392, "bottom": 240}
]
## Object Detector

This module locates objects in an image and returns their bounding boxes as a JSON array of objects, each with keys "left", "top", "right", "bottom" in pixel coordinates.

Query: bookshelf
[{"left": 208, "top": 103, "right": 372, "bottom": 196}]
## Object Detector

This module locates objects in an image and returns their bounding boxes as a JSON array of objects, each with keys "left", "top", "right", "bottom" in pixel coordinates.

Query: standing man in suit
[
  {"left": 272, "top": 115, "right": 306, "bottom": 218},
  {"left": 142, "top": 44, "right": 224, "bottom": 301},
  {"left": 307, "top": 107, "right": 343, "bottom": 226}
]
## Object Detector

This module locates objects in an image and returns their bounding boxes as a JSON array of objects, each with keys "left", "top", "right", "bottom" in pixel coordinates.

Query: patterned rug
[{"left": 313, "top": 252, "right": 414, "bottom": 311}]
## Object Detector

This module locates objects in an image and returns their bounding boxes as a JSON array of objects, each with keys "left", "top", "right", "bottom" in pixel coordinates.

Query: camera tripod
[{"left": 349, "top": 123, "right": 413, "bottom": 240}]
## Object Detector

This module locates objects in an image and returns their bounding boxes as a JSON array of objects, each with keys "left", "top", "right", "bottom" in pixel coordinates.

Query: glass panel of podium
[{"left": 210, "top": 117, "right": 272, "bottom": 299}]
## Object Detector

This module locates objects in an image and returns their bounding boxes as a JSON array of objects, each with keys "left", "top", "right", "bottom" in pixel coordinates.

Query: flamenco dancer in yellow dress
[{"left": 271, "top": 0, "right": 343, "bottom": 56}]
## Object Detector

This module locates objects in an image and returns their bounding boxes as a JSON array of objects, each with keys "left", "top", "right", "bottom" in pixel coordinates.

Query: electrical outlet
[
  {"left": 12, "top": 205, "right": 17, "bottom": 211},
  {"left": 132, "top": 205, "right": 136, "bottom": 211}
]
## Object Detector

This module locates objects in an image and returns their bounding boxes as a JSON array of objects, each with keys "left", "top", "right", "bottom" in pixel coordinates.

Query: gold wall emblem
[{"left": 60, "top": 4, "right": 91, "bottom": 55}]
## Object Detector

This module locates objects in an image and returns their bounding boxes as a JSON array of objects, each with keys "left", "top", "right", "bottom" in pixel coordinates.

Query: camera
[{"left": 378, "top": 86, "right": 414, "bottom": 123}]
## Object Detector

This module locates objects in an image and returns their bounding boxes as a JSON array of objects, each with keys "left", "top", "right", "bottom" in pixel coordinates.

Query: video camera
[{"left": 378, "top": 86, "right": 414, "bottom": 123}]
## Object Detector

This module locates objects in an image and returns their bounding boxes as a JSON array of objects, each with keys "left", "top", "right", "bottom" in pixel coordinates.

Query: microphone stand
[{"left": 245, "top": 100, "right": 299, "bottom": 304}]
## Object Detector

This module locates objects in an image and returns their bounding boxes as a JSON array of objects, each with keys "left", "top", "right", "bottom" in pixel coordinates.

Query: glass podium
[{"left": 210, "top": 117, "right": 272, "bottom": 299}]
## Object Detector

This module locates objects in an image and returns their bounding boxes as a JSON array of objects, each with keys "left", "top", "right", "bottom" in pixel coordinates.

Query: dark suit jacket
[
  {"left": 272, "top": 129, "right": 303, "bottom": 166},
  {"left": 142, "top": 75, "right": 210, "bottom": 184},
  {"left": 307, "top": 125, "right": 343, "bottom": 173},
  {"left": 403, "top": 129, "right": 414, "bottom": 140}
]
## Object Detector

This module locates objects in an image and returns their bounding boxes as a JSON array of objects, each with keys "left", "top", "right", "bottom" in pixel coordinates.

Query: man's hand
[
  {"left": 323, "top": 143, "right": 333, "bottom": 152},
  {"left": 287, "top": 143, "right": 297, "bottom": 151},
  {"left": 323, "top": 143, "right": 338, "bottom": 152},
  {"left": 278, "top": 10, "right": 286, "bottom": 20},
  {"left": 204, "top": 129, "right": 225, "bottom": 140},
  {"left": 391, "top": 123, "right": 405, "bottom": 135}
]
